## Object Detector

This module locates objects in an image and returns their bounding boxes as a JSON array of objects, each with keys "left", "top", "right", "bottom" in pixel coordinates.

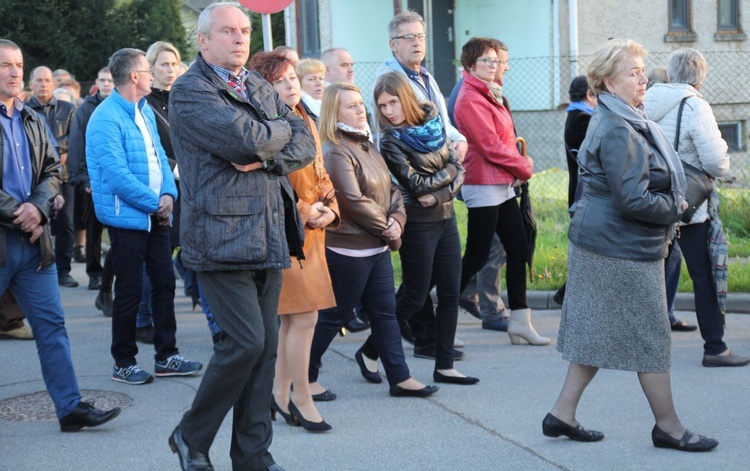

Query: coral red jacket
[{"left": 454, "top": 71, "right": 533, "bottom": 185}]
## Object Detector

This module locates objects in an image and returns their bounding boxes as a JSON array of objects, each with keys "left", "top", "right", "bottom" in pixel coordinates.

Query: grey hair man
[
  {"left": 321, "top": 47, "right": 354, "bottom": 84},
  {"left": 0, "top": 38, "right": 120, "bottom": 432},
  {"left": 25, "top": 65, "right": 78, "bottom": 289},
  {"left": 167, "top": 3, "right": 315, "bottom": 470}
]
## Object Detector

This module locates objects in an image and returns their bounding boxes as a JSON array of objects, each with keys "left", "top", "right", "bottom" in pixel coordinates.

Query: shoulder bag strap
[{"left": 673, "top": 96, "right": 690, "bottom": 152}]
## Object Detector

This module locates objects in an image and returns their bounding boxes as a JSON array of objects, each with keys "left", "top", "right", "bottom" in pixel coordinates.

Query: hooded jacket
[{"left": 644, "top": 83, "right": 729, "bottom": 224}]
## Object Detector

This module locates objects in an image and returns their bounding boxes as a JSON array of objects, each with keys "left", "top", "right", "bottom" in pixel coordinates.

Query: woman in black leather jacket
[{"left": 375, "top": 72, "right": 477, "bottom": 385}]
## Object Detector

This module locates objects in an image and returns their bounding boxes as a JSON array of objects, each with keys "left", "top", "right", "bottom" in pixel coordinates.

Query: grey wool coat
[{"left": 169, "top": 53, "right": 316, "bottom": 271}]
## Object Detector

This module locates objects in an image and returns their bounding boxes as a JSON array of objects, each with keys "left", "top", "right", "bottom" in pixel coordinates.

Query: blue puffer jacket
[{"left": 86, "top": 89, "right": 178, "bottom": 231}]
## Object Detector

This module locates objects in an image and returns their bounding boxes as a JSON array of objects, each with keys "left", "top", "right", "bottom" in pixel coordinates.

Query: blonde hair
[
  {"left": 373, "top": 71, "right": 425, "bottom": 129},
  {"left": 146, "top": 41, "right": 181, "bottom": 67},
  {"left": 318, "top": 82, "right": 362, "bottom": 145},
  {"left": 296, "top": 58, "right": 325, "bottom": 79},
  {"left": 586, "top": 38, "right": 648, "bottom": 95}
]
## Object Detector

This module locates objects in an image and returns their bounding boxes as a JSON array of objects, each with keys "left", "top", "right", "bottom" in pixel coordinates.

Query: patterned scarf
[
  {"left": 336, "top": 121, "right": 370, "bottom": 139},
  {"left": 598, "top": 92, "right": 686, "bottom": 239},
  {"left": 389, "top": 114, "right": 446, "bottom": 153}
]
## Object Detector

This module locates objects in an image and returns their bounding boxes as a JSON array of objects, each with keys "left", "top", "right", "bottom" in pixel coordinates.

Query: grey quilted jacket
[{"left": 169, "top": 54, "right": 316, "bottom": 271}]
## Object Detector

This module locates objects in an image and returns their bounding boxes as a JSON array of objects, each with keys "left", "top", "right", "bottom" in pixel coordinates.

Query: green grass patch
[{"left": 392, "top": 169, "right": 750, "bottom": 292}]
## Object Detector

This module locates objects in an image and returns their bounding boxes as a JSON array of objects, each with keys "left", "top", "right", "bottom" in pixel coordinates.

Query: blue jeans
[
  {"left": 310, "top": 249, "right": 410, "bottom": 387},
  {"left": 1, "top": 231, "right": 80, "bottom": 418},
  {"left": 665, "top": 243, "right": 682, "bottom": 325}
]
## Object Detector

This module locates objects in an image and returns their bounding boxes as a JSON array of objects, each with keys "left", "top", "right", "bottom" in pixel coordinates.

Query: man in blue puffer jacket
[{"left": 87, "top": 48, "right": 202, "bottom": 385}]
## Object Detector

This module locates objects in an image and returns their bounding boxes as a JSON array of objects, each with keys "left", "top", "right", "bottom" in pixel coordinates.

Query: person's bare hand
[
  {"left": 381, "top": 217, "right": 402, "bottom": 240},
  {"left": 155, "top": 195, "right": 173, "bottom": 221},
  {"left": 525, "top": 154, "right": 534, "bottom": 168},
  {"left": 13, "top": 203, "right": 43, "bottom": 232},
  {"left": 52, "top": 194, "right": 65, "bottom": 212},
  {"left": 307, "top": 201, "right": 324, "bottom": 222},
  {"left": 29, "top": 225, "right": 44, "bottom": 243},
  {"left": 307, "top": 205, "right": 336, "bottom": 229},
  {"left": 417, "top": 194, "right": 438, "bottom": 207},
  {"left": 682, "top": 200, "right": 689, "bottom": 211},
  {"left": 60, "top": 152, "right": 68, "bottom": 167},
  {"left": 511, "top": 178, "right": 525, "bottom": 188},
  {"left": 84, "top": 187, "right": 92, "bottom": 194},
  {"left": 453, "top": 141, "right": 468, "bottom": 163},
  {"left": 232, "top": 162, "right": 263, "bottom": 172}
]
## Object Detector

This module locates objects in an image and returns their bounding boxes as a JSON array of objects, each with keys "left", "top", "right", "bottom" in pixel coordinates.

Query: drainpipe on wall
[{"left": 569, "top": 0, "right": 579, "bottom": 80}]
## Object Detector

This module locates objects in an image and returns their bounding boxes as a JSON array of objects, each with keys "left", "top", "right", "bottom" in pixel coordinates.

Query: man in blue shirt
[{"left": 0, "top": 38, "right": 120, "bottom": 431}]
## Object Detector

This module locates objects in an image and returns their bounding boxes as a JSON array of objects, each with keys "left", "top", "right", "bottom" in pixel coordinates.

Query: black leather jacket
[
  {"left": 569, "top": 100, "right": 681, "bottom": 262},
  {"left": 0, "top": 104, "right": 61, "bottom": 268},
  {"left": 379, "top": 103, "right": 464, "bottom": 223},
  {"left": 67, "top": 92, "right": 105, "bottom": 188},
  {"left": 25, "top": 96, "right": 75, "bottom": 182}
]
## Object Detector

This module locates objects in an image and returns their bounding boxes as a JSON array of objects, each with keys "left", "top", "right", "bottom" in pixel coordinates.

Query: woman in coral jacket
[
  {"left": 453, "top": 37, "right": 548, "bottom": 346},
  {"left": 250, "top": 51, "right": 340, "bottom": 432}
]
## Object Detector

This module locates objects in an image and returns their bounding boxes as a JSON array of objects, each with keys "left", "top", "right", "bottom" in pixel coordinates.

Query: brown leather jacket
[{"left": 323, "top": 131, "right": 405, "bottom": 250}]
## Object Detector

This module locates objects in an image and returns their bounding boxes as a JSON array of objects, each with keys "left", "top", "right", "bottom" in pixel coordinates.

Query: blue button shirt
[{"left": 1, "top": 99, "right": 32, "bottom": 204}]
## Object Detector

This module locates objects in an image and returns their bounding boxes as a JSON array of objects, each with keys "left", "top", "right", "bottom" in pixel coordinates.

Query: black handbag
[{"left": 674, "top": 97, "right": 714, "bottom": 223}]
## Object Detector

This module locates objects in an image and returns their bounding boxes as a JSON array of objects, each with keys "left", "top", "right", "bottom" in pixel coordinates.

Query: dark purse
[{"left": 674, "top": 97, "right": 714, "bottom": 223}]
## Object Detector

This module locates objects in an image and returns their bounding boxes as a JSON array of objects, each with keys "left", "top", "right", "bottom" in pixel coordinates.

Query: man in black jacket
[
  {"left": 167, "top": 4, "right": 315, "bottom": 470},
  {"left": 26, "top": 65, "right": 78, "bottom": 288},
  {"left": 0, "top": 38, "right": 119, "bottom": 432},
  {"left": 68, "top": 67, "right": 114, "bottom": 312}
]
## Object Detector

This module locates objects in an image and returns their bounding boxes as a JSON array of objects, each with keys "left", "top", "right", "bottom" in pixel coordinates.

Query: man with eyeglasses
[
  {"left": 373, "top": 10, "right": 468, "bottom": 362},
  {"left": 87, "top": 48, "right": 202, "bottom": 386}
]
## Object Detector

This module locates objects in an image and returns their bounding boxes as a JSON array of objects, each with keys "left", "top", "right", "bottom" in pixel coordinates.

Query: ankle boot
[{"left": 507, "top": 308, "right": 550, "bottom": 346}]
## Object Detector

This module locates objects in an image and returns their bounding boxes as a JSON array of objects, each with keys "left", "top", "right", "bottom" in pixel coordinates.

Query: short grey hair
[
  {"left": 320, "top": 48, "right": 349, "bottom": 66},
  {"left": 30, "top": 66, "right": 52, "bottom": 81},
  {"left": 197, "top": 2, "right": 243, "bottom": 37},
  {"left": 108, "top": 48, "right": 146, "bottom": 87},
  {"left": 387, "top": 10, "right": 426, "bottom": 39},
  {"left": 0, "top": 39, "right": 20, "bottom": 51},
  {"left": 666, "top": 47, "right": 707, "bottom": 88}
]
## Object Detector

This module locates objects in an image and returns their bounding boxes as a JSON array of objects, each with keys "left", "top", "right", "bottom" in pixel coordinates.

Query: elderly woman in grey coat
[
  {"left": 644, "top": 48, "right": 749, "bottom": 368},
  {"left": 543, "top": 39, "right": 718, "bottom": 452}
]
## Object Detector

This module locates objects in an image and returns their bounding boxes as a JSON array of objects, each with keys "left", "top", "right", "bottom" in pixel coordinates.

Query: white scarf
[{"left": 301, "top": 90, "right": 322, "bottom": 117}]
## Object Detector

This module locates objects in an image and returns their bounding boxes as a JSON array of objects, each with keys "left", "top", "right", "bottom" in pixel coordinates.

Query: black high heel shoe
[
  {"left": 355, "top": 348, "right": 382, "bottom": 384},
  {"left": 270, "top": 396, "right": 296, "bottom": 426},
  {"left": 389, "top": 384, "right": 439, "bottom": 398},
  {"left": 288, "top": 401, "right": 332, "bottom": 433},
  {"left": 542, "top": 413, "right": 604, "bottom": 442},
  {"left": 651, "top": 425, "right": 718, "bottom": 452}
]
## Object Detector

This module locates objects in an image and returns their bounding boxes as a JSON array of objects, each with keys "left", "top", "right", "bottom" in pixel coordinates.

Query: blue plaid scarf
[{"left": 389, "top": 114, "right": 446, "bottom": 153}]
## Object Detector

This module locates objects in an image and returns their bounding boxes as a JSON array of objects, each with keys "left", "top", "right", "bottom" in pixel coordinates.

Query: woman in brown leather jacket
[
  {"left": 308, "top": 82, "right": 438, "bottom": 399},
  {"left": 250, "top": 52, "right": 339, "bottom": 432},
  {"left": 374, "top": 72, "right": 477, "bottom": 385}
]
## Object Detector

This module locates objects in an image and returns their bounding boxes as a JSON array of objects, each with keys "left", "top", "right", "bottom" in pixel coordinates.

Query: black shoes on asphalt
[{"left": 59, "top": 400, "right": 121, "bottom": 432}]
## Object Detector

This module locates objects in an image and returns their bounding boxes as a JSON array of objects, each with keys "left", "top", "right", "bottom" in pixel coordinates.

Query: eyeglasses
[
  {"left": 477, "top": 58, "right": 504, "bottom": 67},
  {"left": 133, "top": 69, "right": 153, "bottom": 76},
  {"left": 392, "top": 33, "right": 427, "bottom": 42}
]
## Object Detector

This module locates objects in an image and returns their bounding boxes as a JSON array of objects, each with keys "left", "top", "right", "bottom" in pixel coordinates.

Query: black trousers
[
  {"left": 460, "top": 198, "right": 529, "bottom": 310},
  {"left": 109, "top": 221, "right": 178, "bottom": 366},
  {"left": 181, "top": 268, "right": 280, "bottom": 470},
  {"left": 679, "top": 221, "right": 728, "bottom": 356},
  {"left": 310, "top": 249, "right": 410, "bottom": 387},
  {"left": 391, "top": 217, "right": 461, "bottom": 369},
  {"left": 53, "top": 181, "right": 75, "bottom": 276}
]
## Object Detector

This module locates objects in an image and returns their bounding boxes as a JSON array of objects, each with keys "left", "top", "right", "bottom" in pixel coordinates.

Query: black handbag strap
[{"left": 673, "top": 96, "right": 690, "bottom": 151}]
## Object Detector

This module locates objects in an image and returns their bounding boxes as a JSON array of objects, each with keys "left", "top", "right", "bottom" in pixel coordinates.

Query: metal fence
[{"left": 353, "top": 51, "right": 750, "bottom": 200}]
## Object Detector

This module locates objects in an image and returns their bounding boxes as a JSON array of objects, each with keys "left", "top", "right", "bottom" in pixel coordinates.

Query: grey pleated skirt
[{"left": 557, "top": 244, "right": 671, "bottom": 373}]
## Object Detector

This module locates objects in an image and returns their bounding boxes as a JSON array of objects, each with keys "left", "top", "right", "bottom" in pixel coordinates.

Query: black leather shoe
[
  {"left": 398, "top": 318, "right": 416, "bottom": 345},
  {"left": 88, "top": 275, "right": 102, "bottom": 291},
  {"left": 433, "top": 370, "right": 479, "bottom": 385},
  {"left": 95, "top": 290, "right": 113, "bottom": 317},
  {"left": 311, "top": 389, "right": 337, "bottom": 402},
  {"left": 58, "top": 274, "right": 79, "bottom": 288},
  {"left": 136, "top": 325, "right": 155, "bottom": 344},
  {"left": 389, "top": 384, "right": 439, "bottom": 398},
  {"left": 671, "top": 320, "right": 698, "bottom": 332},
  {"left": 345, "top": 316, "right": 370, "bottom": 333},
  {"left": 355, "top": 348, "right": 382, "bottom": 383},
  {"left": 59, "top": 400, "right": 121, "bottom": 432},
  {"left": 553, "top": 283, "right": 566, "bottom": 305},
  {"left": 270, "top": 396, "right": 296, "bottom": 425},
  {"left": 413, "top": 344, "right": 464, "bottom": 361},
  {"left": 651, "top": 425, "right": 718, "bottom": 452},
  {"left": 288, "top": 401, "right": 332, "bottom": 433},
  {"left": 169, "top": 426, "right": 214, "bottom": 470},
  {"left": 542, "top": 413, "right": 604, "bottom": 442},
  {"left": 702, "top": 350, "right": 750, "bottom": 367},
  {"left": 458, "top": 298, "right": 481, "bottom": 319}
]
